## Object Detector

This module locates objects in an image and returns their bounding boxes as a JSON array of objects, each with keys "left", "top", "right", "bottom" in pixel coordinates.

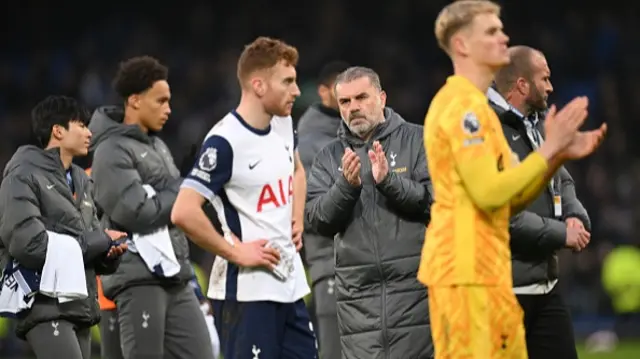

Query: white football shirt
[{"left": 181, "top": 110, "right": 310, "bottom": 303}]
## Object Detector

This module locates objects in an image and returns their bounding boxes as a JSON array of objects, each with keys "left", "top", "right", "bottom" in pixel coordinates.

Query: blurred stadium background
[{"left": 1, "top": 1, "right": 639, "bottom": 358}]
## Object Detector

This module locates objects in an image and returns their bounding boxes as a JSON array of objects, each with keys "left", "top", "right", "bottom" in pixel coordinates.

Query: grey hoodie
[
  {"left": 0, "top": 146, "right": 115, "bottom": 338},
  {"left": 89, "top": 106, "right": 192, "bottom": 299},
  {"left": 296, "top": 103, "right": 342, "bottom": 286}
]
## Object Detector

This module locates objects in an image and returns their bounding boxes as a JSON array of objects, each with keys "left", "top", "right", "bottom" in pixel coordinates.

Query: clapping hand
[
  {"left": 543, "top": 97, "right": 607, "bottom": 159},
  {"left": 342, "top": 148, "right": 362, "bottom": 186},
  {"left": 368, "top": 141, "right": 389, "bottom": 184}
]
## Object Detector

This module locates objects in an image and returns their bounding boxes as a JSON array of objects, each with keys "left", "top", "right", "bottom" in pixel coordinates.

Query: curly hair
[
  {"left": 237, "top": 37, "right": 299, "bottom": 84},
  {"left": 112, "top": 56, "right": 169, "bottom": 100},
  {"left": 31, "top": 95, "right": 90, "bottom": 148}
]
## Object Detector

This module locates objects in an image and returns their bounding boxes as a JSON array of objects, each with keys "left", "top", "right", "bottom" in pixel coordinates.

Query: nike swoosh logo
[
  {"left": 46, "top": 184, "right": 55, "bottom": 190},
  {"left": 337, "top": 167, "right": 343, "bottom": 172},
  {"left": 249, "top": 160, "right": 261, "bottom": 170},
  {"left": 512, "top": 135, "right": 520, "bottom": 141},
  {"left": 141, "top": 152, "right": 148, "bottom": 158}
]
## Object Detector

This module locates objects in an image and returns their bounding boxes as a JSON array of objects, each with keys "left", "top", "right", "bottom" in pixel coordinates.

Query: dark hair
[
  {"left": 494, "top": 46, "right": 541, "bottom": 95},
  {"left": 237, "top": 37, "right": 299, "bottom": 84},
  {"left": 112, "top": 56, "right": 169, "bottom": 100},
  {"left": 318, "top": 61, "right": 350, "bottom": 87},
  {"left": 31, "top": 95, "right": 90, "bottom": 148}
]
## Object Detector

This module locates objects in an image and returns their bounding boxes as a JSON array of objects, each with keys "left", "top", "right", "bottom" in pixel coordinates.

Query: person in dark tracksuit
[
  {"left": 297, "top": 60, "right": 349, "bottom": 359},
  {"left": 305, "top": 67, "right": 434, "bottom": 359},
  {"left": 0, "top": 96, "right": 127, "bottom": 359},
  {"left": 89, "top": 56, "right": 214, "bottom": 359},
  {"left": 489, "top": 46, "right": 591, "bottom": 359}
]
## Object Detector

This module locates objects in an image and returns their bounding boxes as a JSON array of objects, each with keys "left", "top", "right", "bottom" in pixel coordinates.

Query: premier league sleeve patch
[
  {"left": 461, "top": 111, "right": 481, "bottom": 135},
  {"left": 198, "top": 147, "right": 218, "bottom": 172}
]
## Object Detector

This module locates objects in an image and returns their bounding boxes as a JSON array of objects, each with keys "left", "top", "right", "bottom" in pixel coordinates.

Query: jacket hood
[
  {"left": 338, "top": 107, "right": 405, "bottom": 146},
  {"left": 4, "top": 145, "right": 65, "bottom": 177},
  {"left": 297, "top": 103, "right": 342, "bottom": 137},
  {"left": 89, "top": 106, "right": 149, "bottom": 151}
]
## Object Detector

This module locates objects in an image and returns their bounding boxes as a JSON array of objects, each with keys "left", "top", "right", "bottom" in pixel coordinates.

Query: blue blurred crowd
[{"left": 0, "top": 1, "right": 638, "bottom": 356}]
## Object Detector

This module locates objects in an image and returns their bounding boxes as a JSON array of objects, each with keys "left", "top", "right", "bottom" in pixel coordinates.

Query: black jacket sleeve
[
  {"left": 81, "top": 229, "right": 112, "bottom": 263},
  {"left": 509, "top": 211, "right": 566, "bottom": 253},
  {"left": 305, "top": 147, "right": 361, "bottom": 237},
  {"left": 94, "top": 255, "right": 120, "bottom": 275},
  {"left": 0, "top": 174, "right": 114, "bottom": 270},
  {"left": 0, "top": 175, "right": 50, "bottom": 270},
  {"left": 558, "top": 166, "right": 591, "bottom": 231},
  {"left": 86, "top": 180, "right": 121, "bottom": 275},
  {"left": 91, "top": 140, "right": 180, "bottom": 234},
  {"left": 376, "top": 135, "right": 432, "bottom": 222}
]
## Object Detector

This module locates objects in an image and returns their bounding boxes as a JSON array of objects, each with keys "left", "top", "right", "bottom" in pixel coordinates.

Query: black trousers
[{"left": 516, "top": 285, "right": 578, "bottom": 359}]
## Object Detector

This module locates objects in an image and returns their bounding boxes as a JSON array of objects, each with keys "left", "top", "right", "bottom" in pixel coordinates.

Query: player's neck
[
  {"left": 508, "top": 96, "right": 529, "bottom": 117},
  {"left": 46, "top": 144, "right": 73, "bottom": 169},
  {"left": 453, "top": 61, "right": 495, "bottom": 94},
  {"left": 123, "top": 110, "right": 149, "bottom": 133},
  {"left": 236, "top": 95, "right": 272, "bottom": 131}
]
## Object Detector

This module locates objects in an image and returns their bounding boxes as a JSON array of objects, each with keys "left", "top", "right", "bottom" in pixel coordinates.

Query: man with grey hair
[{"left": 305, "top": 66, "right": 434, "bottom": 358}]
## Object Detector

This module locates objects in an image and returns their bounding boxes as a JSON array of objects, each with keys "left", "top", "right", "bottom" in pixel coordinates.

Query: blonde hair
[{"left": 435, "top": 0, "right": 501, "bottom": 53}]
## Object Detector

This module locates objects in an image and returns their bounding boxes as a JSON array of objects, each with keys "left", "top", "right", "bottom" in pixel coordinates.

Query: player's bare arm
[
  {"left": 292, "top": 150, "right": 305, "bottom": 251},
  {"left": 171, "top": 188, "right": 280, "bottom": 269}
]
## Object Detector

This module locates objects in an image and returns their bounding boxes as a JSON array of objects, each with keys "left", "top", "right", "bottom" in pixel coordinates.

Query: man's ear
[
  {"left": 515, "top": 77, "right": 529, "bottom": 96},
  {"left": 379, "top": 90, "right": 387, "bottom": 108},
  {"left": 128, "top": 94, "right": 141, "bottom": 110},
  {"left": 318, "top": 84, "right": 330, "bottom": 101},
  {"left": 51, "top": 124, "right": 64, "bottom": 141}
]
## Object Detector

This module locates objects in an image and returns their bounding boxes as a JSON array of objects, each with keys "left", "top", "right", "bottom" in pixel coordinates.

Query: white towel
[
  {"left": 133, "top": 185, "right": 180, "bottom": 277},
  {"left": 0, "top": 261, "right": 38, "bottom": 317},
  {"left": 200, "top": 303, "right": 221, "bottom": 359},
  {"left": 39, "top": 231, "right": 88, "bottom": 303}
]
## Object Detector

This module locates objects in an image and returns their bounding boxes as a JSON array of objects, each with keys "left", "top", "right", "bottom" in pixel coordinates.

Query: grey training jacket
[
  {"left": 89, "top": 106, "right": 192, "bottom": 299},
  {"left": 0, "top": 146, "right": 116, "bottom": 338}
]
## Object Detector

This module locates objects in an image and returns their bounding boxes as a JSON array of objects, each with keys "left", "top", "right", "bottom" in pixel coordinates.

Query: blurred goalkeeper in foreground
[{"left": 417, "top": 1, "right": 607, "bottom": 358}]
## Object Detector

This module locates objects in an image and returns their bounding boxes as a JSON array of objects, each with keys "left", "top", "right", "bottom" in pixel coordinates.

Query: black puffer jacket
[
  {"left": 0, "top": 146, "right": 117, "bottom": 339},
  {"left": 305, "top": 108, "right": 434, "bottom": 359},
  {"left": 488, "top": 89, "right": 590, "bottom": 287}
]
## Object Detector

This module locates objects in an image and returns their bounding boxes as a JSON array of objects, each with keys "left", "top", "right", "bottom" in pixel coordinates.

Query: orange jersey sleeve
[{"left": 418, "top": 75, "right": 546, "bottom": 287}]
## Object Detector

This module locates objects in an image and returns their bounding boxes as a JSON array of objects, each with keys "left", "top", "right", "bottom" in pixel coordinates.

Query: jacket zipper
[
  {"left": 366, "top": 142, "right": 389, "bottom": 357},
  {"left": 520, "top": 125, "right": 555, "bottom": 281},
  {"left": 68, "top": 172, "right": 89, "bottom": 231},
  {"left": 61, "top": 171, "right": 97, "bottom": 313}
]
